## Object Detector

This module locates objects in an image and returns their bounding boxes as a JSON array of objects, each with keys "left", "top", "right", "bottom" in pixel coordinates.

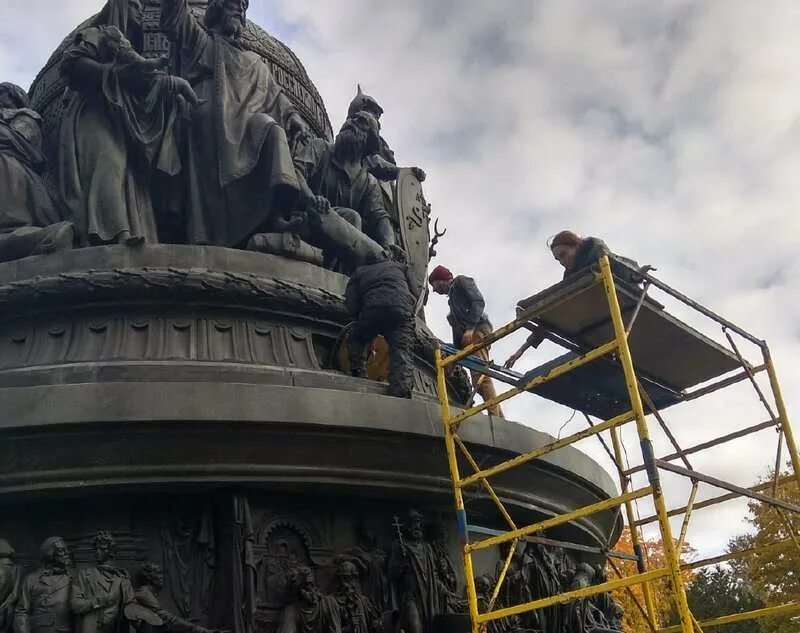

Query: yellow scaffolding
[{"left": 434, "top": 255, "right": 800, "bottom": 633}]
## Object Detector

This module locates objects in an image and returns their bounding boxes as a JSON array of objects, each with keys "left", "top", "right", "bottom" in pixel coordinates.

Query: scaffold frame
[{"left": 434, "top": 254, "right": 800, "bottom": 633}]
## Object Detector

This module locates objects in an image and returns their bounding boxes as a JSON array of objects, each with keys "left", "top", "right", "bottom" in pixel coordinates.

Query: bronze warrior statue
[
  {"left": 346, "top": 86, "right": 425, "bottom": 184},
  {"left": 292, "top": 111, "right": 395, "bottom": 251}
]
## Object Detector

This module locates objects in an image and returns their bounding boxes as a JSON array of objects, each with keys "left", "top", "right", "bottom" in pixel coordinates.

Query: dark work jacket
[
  {"left": 447, "top": 275, "right": 490, "bottom": 344},
  {"left": 345, "top": 258, "right": 415, "bottom": 317},
  {"left": 565, "top": 237, "right": 641, "bottom": 285}
]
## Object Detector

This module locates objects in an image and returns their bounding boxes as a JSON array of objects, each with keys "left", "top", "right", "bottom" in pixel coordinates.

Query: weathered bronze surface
[{"left": 1, "top": 3, "right": 623, "bottom": 632}]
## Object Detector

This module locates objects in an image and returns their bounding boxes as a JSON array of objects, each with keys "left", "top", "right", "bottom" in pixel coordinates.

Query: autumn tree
[
  {"left": 734, "top": 473, "right": 800, "bottom": 633},
  {"left": 611, "top": 527, "right": 695, "bottom": 633}
]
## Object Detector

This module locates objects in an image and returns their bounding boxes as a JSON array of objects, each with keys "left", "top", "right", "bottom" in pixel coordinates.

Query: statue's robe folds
[
  {"left": 13, "top": 570, "right": 73, "bottom": 633},
  {"left": 388, "top": 541, "right": 448, "bottom": 633},
  {"left": 71, "top": 564, "right": 135, "bottom": 633},
  {"left": 343, "top": 545, "right": 389, "bottom": 611},
  {"left": 57, "top": 26, "right": 184, "bottom": 246},
  {"left": 133, "top": 586, "right": 205, "bottom": 633},
  {"left": 278, "top": 597, "right": 341, "bottom": 633},
  {"left": 335, "top": 591, "right": 380, "bottom": 633},
  {"left": 521, "top": 547, "right": 563, "bottom": 633},
  {"left": 161, "top": 0, "right": 300, "bottom": 247},
  {"left": 0, "top": 108, "right": 73, "bottom": 262},
  {"left": 0, "top": 108, "right": 58, "bottom": 230},
  {"left": 0, "top": 560, "right": 21, "bottom": 633}
]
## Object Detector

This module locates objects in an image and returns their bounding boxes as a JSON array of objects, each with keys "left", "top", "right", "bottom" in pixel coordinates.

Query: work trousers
[
  {"left": 348, "top": 306, "right": 414, "bottom": 398},
  {"left": 461, "top": 323, "right": 504, "bottom": 418}
]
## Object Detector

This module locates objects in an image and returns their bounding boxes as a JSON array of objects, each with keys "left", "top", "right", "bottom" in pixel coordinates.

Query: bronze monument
[{"left": 0, "top": 3, "right": 623, "bottom": 633}]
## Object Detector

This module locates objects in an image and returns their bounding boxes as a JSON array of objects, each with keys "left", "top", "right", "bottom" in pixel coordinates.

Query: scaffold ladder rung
[
  {"left": 448, "top": 339, "right": 619, "bottom": 427},
  {"left": 458, "top": 409, "right": 635, "bottom": 488},
  {"left": 656, "top": 603, "right": 800, "bottom": 633},
  {"left": 467, "top": 487, "right": 653, "bottom": 553},
  {"left": 478, "top": 568, "right": 671, "bottom": 624}
]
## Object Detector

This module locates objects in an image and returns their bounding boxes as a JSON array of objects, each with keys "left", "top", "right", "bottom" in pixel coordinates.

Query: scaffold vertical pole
[
  {"left": 435, "top": 348, "right": 480, "bottom": 633},
  {"left": 598, "top": 256, "right": 695, "bottom": 633},
  {"left": 763, "top": 345, "right": 800, "bottom": 490},
  {"left": 610, "top": 425, "right": 660, "bottom": 629}
]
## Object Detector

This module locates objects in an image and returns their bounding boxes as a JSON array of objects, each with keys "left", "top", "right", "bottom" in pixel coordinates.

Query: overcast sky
[{"left": 3, "top": 0, "right": 800, "bottom": 558}]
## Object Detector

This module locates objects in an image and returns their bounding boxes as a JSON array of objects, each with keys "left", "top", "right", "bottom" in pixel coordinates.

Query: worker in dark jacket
[
  {"left": 346, "top": 245, "right": 415, "bottom": 398},
  {"left": 506, "top": 231, "right": 645, "bottom": 372},
  {"left": 428, "top": 265, "right": 503, "bottom": 418},
  {"left": 549, "top": 230, "right": 641, "bottom": 283}
]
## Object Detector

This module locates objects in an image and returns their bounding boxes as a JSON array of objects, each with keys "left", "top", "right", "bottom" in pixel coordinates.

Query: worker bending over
[
  {"left": 549, "top": 230, "right": 641, "bottom": 283},
  {"left": 346, "top": 245, "right": 415, "bottom": 399},
  {"left": 428, "top": 265, "right": 504, "bottom": 418},
  {"left": 506, "top": 230, "right": 644, "bottom": 369}
]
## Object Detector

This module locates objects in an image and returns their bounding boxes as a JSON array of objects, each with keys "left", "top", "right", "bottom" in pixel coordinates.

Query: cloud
[
  {"left": 2, "top": 0, "right": 799, "bottom": 558},
  {"left": 0, "top": 1, "right": 107, "bottom": 88},
  {"left": 256, "top": 0, "right": 800, "bottom": 557}
]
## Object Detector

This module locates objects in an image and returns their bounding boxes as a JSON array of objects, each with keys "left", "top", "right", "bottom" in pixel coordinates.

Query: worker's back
[
  {"left": 347, "top": 258, "right": 415, "bottom": 315},
  {"left": 567, "top": 237, "right": 642, "bottom": 285}
]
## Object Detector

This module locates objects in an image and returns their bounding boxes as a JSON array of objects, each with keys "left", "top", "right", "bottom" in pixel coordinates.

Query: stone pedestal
[{"left": 0, "top": 246, "right": 619, "bottom": 631}]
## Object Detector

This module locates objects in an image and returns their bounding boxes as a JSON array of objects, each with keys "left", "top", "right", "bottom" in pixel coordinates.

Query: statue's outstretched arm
[{"left": 161, "top": 0, "right": 203, "bottom": 48}]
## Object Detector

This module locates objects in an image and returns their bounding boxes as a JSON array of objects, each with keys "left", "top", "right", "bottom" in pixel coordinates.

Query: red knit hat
[{"left": 428, "top": 265, "right": 453, "bottom": 284}]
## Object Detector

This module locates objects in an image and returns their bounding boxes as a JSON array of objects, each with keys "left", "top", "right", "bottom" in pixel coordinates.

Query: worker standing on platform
[
  {"left": 346, "top": 245, "right": 415, "bottom": 399},
  {"left": 428, "top": 265, "right": 504, "bottom": 418}
]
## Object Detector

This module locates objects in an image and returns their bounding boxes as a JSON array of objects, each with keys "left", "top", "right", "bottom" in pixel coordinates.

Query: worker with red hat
[{"left": 428, "top": 265, "right": 504, "bottom": 418}]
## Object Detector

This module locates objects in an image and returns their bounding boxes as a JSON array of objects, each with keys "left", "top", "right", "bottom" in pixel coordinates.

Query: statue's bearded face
[
  {"left": 299, "top": 577, "right": 318, "bottom": 605},
  {"left": 335, "top": 119, "right": 369, "bottom": 158},
  {"left": 408, "top": 518, "right": 423, "bottom": 542},
  {"left": 338, "top": 572, "right": 359, "bottom": 596},
  {"left": 220, "top": 0, "right": 247, "bottom": 37}
]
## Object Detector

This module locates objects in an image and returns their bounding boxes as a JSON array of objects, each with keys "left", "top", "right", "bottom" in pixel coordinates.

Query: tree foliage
[
  {"left": 733, "top": 473, "right": 800, "bottom": 633},
  {"left": 611, "top": 527, "right": 695, "bottom": 633},
  {"left": 685, "top": 565, "right": 764, "bottom": 633}
]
